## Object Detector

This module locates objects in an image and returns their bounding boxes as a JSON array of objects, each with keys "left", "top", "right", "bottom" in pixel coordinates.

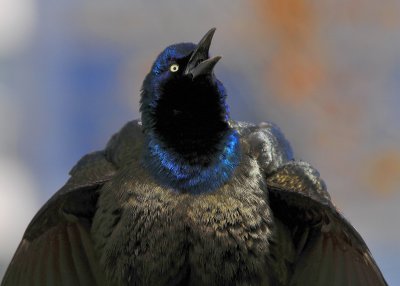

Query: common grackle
[{"left": 2, "top": 28, "right": 387, "bottom": 286}]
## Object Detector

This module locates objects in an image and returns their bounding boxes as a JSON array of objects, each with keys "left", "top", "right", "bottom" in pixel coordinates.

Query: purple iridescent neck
[{"left": 143, "top": 127, "right": 240, "bottom": 193}]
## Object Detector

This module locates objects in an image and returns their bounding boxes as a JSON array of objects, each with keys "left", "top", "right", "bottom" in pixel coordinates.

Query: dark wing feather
[
  {"left": 3, "top": 223, "right": 107, "bottom": 286},
  {"left": 1, "top": 151, "right": 116, "bottom": 286},
  {"left": 266, "top": 161, "right": 387, "bottom": 286}
]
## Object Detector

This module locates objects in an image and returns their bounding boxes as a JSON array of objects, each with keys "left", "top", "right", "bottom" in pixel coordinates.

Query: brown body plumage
[{"left": 2, "top": 121, "right": 387, "bottom": 285}]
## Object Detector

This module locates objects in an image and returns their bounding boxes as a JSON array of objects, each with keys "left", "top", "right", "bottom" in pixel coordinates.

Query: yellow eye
[{"left": 170, "top": 64, "right": 179, "bottom": 72}]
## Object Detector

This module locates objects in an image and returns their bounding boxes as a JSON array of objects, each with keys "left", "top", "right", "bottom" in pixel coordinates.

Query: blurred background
[{"left": 0, "top": 0, "right": 399, "bottom": 283}]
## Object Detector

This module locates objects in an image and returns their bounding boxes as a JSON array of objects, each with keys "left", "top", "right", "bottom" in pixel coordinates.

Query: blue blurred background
[{"left": 0, "top": 0, "right": 399, "bottom": 284}]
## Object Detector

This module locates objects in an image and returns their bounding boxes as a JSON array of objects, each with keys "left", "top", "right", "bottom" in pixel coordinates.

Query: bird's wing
[
  {"left": 1, "top": 151, "right": 117, "bottom": 286},
  {"left": 266, "top": 161, "right": 387, "bottom": 286}
]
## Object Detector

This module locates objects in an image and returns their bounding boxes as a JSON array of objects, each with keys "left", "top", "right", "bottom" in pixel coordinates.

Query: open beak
[{"left": 184, "top": 28, "right": 221, "bottom": 79}]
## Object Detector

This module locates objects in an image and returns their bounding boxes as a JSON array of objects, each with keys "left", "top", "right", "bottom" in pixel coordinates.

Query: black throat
[{"left": 152, "top": 77, "right": 230, "bottom": 166}]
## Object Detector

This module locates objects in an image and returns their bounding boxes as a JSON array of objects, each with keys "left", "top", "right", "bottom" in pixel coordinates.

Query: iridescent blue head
[{"left": 140, "top": 28, "right": 240, "bottom": 193}]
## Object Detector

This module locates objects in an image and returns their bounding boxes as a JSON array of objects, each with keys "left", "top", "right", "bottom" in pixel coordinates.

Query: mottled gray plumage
[{"left": 2, "top": 29, "right": 387, "bottom": 286}]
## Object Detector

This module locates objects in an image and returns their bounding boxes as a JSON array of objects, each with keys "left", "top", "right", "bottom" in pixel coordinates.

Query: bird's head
[
  {"left": 139, "top": 29, "right": 240, "bottom": 191},
  {"left": 140, "top": 28, "right": 230, "bottom": 148}
]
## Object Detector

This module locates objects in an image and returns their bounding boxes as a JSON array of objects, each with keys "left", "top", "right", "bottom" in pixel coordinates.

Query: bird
[{"left": 2, "top": 28, "right": 387, "bottom": 286}]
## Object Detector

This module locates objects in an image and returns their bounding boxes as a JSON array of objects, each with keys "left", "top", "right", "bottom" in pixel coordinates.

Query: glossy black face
[
  {"left": 153, "top": 69, "right": 228, "bottom": 162},
  {"left": 140, "top": 43, "right": 230, "bottom": 164}
]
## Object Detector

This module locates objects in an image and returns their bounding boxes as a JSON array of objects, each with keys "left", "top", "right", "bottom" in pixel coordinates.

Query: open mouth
[{"left": 184, "top": 28, "right": 221, "bottom": 80}]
